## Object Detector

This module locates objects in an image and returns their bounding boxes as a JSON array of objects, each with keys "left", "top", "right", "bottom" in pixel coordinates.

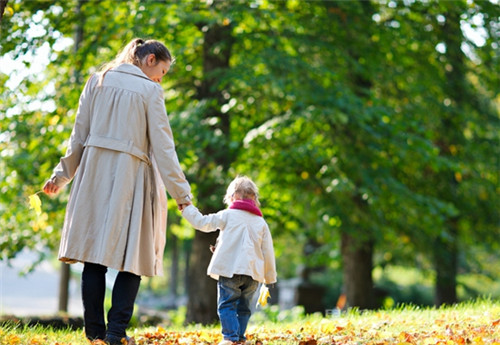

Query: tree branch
[{"left": 0, "top": 0, "right": 8, "bottom": 23}]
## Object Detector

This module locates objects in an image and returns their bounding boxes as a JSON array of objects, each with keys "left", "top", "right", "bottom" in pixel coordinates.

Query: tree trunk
[
  {"left": 58, "top": 263, "right": 70, "bottom": 313},
  {"left": 0, "top": 0, "right": 7, "bottom": 22},
  {"left": 58, "top": 0, "right": 87, "bottom": 313},
  {"left": 186, "top": 231, "right": 219, "bottom": 324},
  {"left": 433, "top": 227, "right": 458, "bottom": 305},
  {"left": 170, "top": 234, "right": 179, "bottom": 297},
  {"left": 331, "top": 0, "right": 377, "bottom": 311},
  {"left": 185, "top": 18, "right": 234, "bottom": 324},
  {"left": 432, "top": 5, "right": 466, "bottom": 306},
  {"left": 184, "top": 239, "right": 191, "bottom": 296},
  {"left": 341, "top": 232, "right": 374, "bottom": 309}
]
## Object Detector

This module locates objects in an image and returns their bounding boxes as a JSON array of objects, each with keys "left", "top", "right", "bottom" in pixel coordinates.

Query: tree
[
  {"left": 1, "top": 0, "right": 498, "bottom": 319},
  {"left": 0, "top": 0, "right": 7, "bottom": 23},
  {"left": 425, "top": 1, "right": 499, "bottom": 305},
  {"left": 185, "top": 6, "right": 236, "bottom": 324},
  {"left": 238, "top": 0, "right": 499, "bottom": 309},
  {"left": 373, "top": 0, "right": 500, "bottom": 305}
]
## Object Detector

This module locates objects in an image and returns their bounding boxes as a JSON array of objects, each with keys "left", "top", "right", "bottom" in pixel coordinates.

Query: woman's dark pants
[{"left": 82, "top": 262, "right": 141, "bottom": 341}]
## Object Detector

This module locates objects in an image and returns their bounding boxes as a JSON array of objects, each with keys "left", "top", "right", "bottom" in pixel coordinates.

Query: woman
[{"left": 43, "top": 38, "right": 192, "bottom": 345}]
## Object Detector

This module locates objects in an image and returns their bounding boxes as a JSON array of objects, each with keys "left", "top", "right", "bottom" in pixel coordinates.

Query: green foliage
[
  {"left": 252, "top": 305, "right": 307, "bottom": 324},
  {"left": 0, "top": 0, "right": 498, "bottom": 308}
]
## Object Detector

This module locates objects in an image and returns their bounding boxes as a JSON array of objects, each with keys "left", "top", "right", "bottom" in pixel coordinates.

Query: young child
[{"left": 182, "top": 176, "right": 277, "bottom": 345}]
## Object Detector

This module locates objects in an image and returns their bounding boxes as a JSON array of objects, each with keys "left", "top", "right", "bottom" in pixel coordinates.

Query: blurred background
[{"left": 0, "top": 0, "right": 499, "bottom": 325}]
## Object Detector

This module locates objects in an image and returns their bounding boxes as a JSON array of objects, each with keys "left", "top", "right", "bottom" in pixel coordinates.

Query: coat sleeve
[
  {"left": 262, "top": 223, "right": 277, "bottom": 284},
  {"left": 146, "top": 86, "right": 192, "bottom": 204},
  {"left": 182, "top": 205, "right": 226, "bottom": 233},
  {"left": 51, "top": 74, "right": 96, "bottom": 188}
]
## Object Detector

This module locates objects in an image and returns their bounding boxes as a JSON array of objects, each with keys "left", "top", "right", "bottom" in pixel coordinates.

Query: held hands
[
  {"left": 177, "top": 201, "right": 192, "bottom": 211},
  {"left": 43, "top": 180, "right": 60, "bottom": 195}
]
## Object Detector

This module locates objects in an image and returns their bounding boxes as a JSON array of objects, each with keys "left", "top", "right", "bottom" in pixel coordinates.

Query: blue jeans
[{"left": 217, "top": 275, "right": 259, "bottom": 342}]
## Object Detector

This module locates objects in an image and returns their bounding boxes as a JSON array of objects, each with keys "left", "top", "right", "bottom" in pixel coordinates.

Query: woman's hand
[
  {"left": 177, "top": 201, "right": 192, "bottom": 211},
  {"left": 43, "top": 180, "right": 60, "bottom": 195}
]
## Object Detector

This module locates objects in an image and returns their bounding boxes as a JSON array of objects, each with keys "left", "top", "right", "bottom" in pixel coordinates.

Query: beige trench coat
[{"left": 51, "top": 64, "right": 191, "bottom": 277}]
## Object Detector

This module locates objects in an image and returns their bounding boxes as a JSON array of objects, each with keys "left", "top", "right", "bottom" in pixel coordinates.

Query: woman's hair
[
  {"left": 223, "top": 176, "right": 260, "bottom": 206},
  {"left": 98, "top": 38, "right": 174, "bottom": 84}
]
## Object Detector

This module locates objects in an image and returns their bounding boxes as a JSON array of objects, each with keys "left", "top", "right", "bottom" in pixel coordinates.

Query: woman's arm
[
  {"left": 146, "top": 85, "right": 192, "bottom": 204},
  {"left": 46, "top": 74, "right": 96, "bottom": 191}
]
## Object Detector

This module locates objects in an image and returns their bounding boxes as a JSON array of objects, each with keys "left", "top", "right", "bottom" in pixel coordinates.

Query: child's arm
[
  {"left": 262, "top": 224, "right": 277, "bottom": 284},
  {"left": 182, "top": 204, "right": 226, "bottom": 233}
]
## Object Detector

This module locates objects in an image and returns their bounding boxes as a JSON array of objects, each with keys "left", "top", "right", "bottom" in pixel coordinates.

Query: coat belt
[{"left": 84, "top": 134, "right": 151, "bottom": 166}]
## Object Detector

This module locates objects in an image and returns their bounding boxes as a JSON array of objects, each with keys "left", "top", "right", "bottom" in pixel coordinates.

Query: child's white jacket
[{"left": 182, "top": 204, "right": 277, "bottom": 284}]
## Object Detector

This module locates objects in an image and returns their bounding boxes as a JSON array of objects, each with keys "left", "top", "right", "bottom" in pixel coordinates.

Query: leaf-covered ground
[{"left": 0, "top": 300, "right": 499, "bottom": 345}]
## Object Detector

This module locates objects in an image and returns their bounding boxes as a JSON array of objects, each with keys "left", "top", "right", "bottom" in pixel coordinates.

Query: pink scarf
[{"left": 229, "top": 199, "right": 263, "bottom": 217}]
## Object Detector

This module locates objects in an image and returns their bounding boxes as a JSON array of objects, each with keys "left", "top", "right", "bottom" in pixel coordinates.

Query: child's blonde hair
[{"left": 223, "top": 176, "right": 260, "bottom": 206}]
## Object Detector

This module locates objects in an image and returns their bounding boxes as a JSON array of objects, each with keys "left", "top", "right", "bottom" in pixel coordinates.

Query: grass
[{"left": 0, "top": 299, "right": 499, "bottom": 344}]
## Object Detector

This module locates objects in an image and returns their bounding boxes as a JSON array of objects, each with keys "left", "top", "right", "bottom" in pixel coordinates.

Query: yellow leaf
[
  {"left": 256, "top": 284, "right": 270, "bottom": 307},
  {"left": 6, "top": 334, "right": 21, "bottom": 345},
  {"left": 199, "top": 330, "right": 213, "bottom": 342},
  {"left": 5, "top": 6, "right": 14, "bottom": 17},
  {"left": 336, "top": 293, "right": 346, "bottom": 309},
  {"left": 473, "top": 336, "right": 484, "bottom": 345},
  {"left": 29, "top": 194, "right": 42, "bottom": 216},
  {"left": 49, "top": 115, "right": 60, "bottom": 126}
]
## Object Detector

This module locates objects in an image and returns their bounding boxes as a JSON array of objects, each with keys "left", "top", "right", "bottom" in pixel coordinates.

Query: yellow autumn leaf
[
  {"left": 5, "top": 6, "right": 14, "bottom": 17},
  {"left": 49, "top": 115, "right": 60, "bottom": 126},
  {"left": 473, "top": 336, "right": 485, "bottom": 345},
  {"left": 319, "top": 319, "right": 336, "bottom": 334},
  {"left": 29, "top": 193, "right": 42, "bottom": 216},
  {"left": 257, "top": 284, "right": 270, "bottom": 307},
  {"left": 198, "top": 330, "right": 214, "bottom": 342},
  {"left": 6, "top": 334, "right": 21, "bottom": 345}
]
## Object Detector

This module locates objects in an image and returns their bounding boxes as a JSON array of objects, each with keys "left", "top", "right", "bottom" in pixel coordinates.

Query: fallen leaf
[
  {"left": 28, "top": 193, "right": 42, "bottom": 216},
  {"left": 336, "top": 294, "right": 347, "bottom": 310}
]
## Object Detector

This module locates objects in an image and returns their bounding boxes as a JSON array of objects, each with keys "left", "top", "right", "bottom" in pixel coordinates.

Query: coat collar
[{"left": 110, "top": 63, "right": 152, "bottom": 82}]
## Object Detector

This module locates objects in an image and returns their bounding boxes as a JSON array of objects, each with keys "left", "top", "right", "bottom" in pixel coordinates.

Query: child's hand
[
  {"left": 256, "top": 284, "right": 270, "bottom": 307},
  {"left": 43, "top": 180, "right": 60, "bottom": 195},
  {"left": 177, "top": 201, "right": 192, "bottom": 211}
]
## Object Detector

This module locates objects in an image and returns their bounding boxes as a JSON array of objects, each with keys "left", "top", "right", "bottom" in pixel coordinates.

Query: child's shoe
[{"left": 218, "top": 340, "right": 237, "bottom": 345}]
